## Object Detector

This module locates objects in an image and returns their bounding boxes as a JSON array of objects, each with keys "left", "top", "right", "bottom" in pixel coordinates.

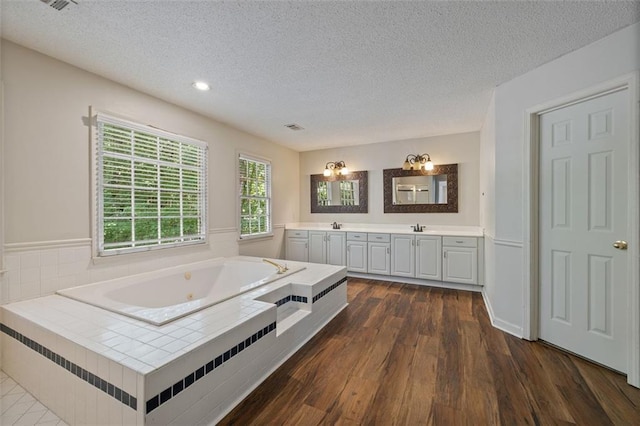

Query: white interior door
[{"left": 539, "top": 89, "right": 629, "bottom": 372}]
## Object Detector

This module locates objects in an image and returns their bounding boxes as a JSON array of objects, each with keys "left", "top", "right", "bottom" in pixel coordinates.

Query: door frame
[{"left": 523, "top": 72, "right": 640, "bottom": 387}]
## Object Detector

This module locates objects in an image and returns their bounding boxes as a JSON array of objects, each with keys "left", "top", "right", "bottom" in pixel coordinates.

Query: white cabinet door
[
  {"left": 347, "top": 241, "right": 367, "bottom": 273},
  {"left": 416, "top": 236, "right": 442, "bottom": 280},
  {"left": 286, "top": 238, "right": 308, "bottom": 262},
  {"left": 368, "top": 242, "right": 390, "bottom": 275},
  {"left": 327, "top": 232, "right": 346, "bottom": 266},
  {"left": 308, "top": 231, "right": 326, "bottom": 264},
  {"left": 443, "top": 247, "right": 478, "bottom": 284},
  {"left": 391, "top": 234, "right": 415, "bottom": 277}
]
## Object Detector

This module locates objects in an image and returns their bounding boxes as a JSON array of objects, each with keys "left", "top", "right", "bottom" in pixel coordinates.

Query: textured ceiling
[{"left": 2, "top": 1, "right": 639, "bottom": 151}]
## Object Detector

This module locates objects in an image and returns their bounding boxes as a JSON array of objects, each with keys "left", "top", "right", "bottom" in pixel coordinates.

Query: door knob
[{"left": 613, "top": 240, "right": 628, "bottom": 250}]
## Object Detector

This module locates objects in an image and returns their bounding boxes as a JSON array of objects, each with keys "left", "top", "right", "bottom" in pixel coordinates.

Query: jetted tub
[{"left": 57, "top": 257, "right": 304, "bottom": 326}]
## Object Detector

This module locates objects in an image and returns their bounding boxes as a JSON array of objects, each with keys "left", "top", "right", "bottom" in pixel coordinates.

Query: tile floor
[{"left": 0, "top": 370, "right": 67, "bottom": 426}]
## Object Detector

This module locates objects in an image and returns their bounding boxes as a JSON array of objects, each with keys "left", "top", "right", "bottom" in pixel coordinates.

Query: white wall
[
  {"left": 479, "top": 92, "right": 495, "bottom": 237},
  {"left": 484, "top": 22, "right": 640, "bottom": 336},
  {"left": 479, "top": 91, "right": 498, "bottom": 330},
  {"left": 0, "top": 40, "right": 299, "bottom": 304},
  {"left": 299, "top": 132, "right": 480, "bottom": 226}
]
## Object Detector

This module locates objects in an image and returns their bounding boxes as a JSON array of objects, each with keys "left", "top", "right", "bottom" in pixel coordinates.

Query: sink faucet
[
  {"left": 412, "top": 223, "right": 424, "bottom": 232},
  {"left": 263, "top": 259, "right": 288, "bottom": 274},
  {"left": 331, "top": 222, "right": 342, "bottom": 230}
]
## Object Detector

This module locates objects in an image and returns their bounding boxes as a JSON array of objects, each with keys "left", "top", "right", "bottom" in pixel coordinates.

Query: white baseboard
[
  {"left": 346, "top": 272, "right": 483, "bottom": 293},
  {"left": 481, "top": 290, "right": 523, "bottom": 338}
]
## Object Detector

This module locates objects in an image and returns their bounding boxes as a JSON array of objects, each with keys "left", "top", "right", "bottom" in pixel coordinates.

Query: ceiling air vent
[
  {"left": 284, "top": 123, "right": 304, "bottom": 131},
  {"left": 40, "top": 0, "right": 77, "bottom": 11}
]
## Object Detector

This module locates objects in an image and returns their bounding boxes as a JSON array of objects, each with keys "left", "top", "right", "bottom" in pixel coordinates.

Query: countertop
[{"left": 285, "top": 223, "right": 484, "bottom": 237}]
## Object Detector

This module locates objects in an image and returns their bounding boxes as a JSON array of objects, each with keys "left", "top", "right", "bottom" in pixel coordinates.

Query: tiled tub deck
[{"left": 0, "top": 261, "right": 347, "bottom": 425}]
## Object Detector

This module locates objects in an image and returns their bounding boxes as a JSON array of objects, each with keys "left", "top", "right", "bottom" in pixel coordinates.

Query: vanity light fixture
[
  {"left": 323, "top": 161, "right": 349, "bottom": 177},
  {"left": 402, "top": 153, "right": 434, "bottom": 171},
  {"left": 192, "top": 81, "right": 210, "bottom": 91}
]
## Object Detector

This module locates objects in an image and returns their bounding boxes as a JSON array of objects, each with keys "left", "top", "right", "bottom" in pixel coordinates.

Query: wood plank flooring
[{"left": 220, "top": 278, "right": 640, "bottom": 425}]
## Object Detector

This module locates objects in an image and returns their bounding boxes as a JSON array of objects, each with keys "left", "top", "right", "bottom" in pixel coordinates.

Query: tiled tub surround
[
  {"left": 57, "top": 257, "right": 305, "bottom": 325},
  {"left": 1, "top": 258, "right": 347, "bottom": 425},
  {"left": 1, "top": 228, "right": 240, "bottom": 305}
]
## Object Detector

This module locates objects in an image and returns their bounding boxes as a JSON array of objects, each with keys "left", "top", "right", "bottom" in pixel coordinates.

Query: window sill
[
  {"left": 237, "top": 233, "right": 274, "bottom": 244},
  {"left": 92, "top": 240, "right": 209, "bottom": 264}
]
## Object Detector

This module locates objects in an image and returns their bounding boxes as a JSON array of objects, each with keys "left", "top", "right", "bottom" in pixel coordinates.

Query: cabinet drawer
[
  {"left": 347, "top": 232, "right": 367, "bottom": 241},
  {"left": 286, "top": 230, "right": 308, "bottom": 238},
  {"left": 368, "top": 233, "right": 390, "bottom": 243},
  {"left": 443, "top": 236, "right": 477, "bottom": 248}
]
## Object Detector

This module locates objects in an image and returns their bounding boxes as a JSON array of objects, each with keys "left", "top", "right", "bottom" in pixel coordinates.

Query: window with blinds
[
  {"left": 96, "top": 114, "right": 207, "bottom": 255},
  {"left": 238, "top": 154, "right": 271, "bottom": 238},
  {"left": 340, "top": 181, "right": 356, "bottom": 206}
]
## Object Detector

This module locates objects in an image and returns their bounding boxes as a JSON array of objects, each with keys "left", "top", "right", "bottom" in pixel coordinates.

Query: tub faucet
[{"left": 263, "top": 259, "right": 289, "bottom": 274}]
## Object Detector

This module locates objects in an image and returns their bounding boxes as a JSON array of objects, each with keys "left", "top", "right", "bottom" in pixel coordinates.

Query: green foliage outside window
[
  {"left": 99, "top": 119, "right": 206, "bottom": 254},
  {"left": 340, "top": 181, "right": 355, "bottom": 206},
  {"left": 239, "top": 156, "right": 271, "bottom": 236},
  {"left": 317, "top": 181, "right": 329, "bottom": 206}
]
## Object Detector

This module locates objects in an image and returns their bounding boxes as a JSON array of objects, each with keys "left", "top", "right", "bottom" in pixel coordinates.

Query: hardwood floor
[{"left": 220, "top": 278, "right": 640, "bottom": 425}]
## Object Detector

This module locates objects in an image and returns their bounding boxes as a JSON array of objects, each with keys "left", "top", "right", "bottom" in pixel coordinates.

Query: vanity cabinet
[
  {"left": 308, "top": 231, "right": 326, "bottom": 264},
  {"left": 367, "top": 233, "right": 391, "bottom": 275},
  {"left": 286, "top": 227, "right": 482, "bottom": 287},
  {"left": 327, "top": 232, "right": 347, "bottom": 266},
  {"left": 416, "top": 235, "right": 442, "bottom": 281},
  {"left": 391, "top": 234, "right": 415, "bottom": 277},
  {"left": 285, "top": 230, "right": 309, "bottom": 262},
  {"left": 442, "top": 237, "right": 478, "bottom": 285},
  {"left": 391, "top": 234, "right": 442, "bottom": 280},
  {"left": 308, "top": 231, "right": 346, "bottom": 266},
  {"left": 346, "top": 232, "right": 367, "bottom": 273}
]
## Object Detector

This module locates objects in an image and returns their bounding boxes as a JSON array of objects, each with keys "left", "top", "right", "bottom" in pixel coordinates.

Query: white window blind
[
  {"left": 238, "top": 154, "right": 271, "bottom": 237},
  {"left": 96, "top": 113, "right": 207, "bottom": 255},
  {"left": 340, "top": 181, "right": 356, "bottom": 206}
]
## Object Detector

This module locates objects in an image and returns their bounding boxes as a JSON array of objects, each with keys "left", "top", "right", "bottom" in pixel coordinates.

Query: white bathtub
[{"left": 57, "top": 257, "right": 304, "bottom": 325}]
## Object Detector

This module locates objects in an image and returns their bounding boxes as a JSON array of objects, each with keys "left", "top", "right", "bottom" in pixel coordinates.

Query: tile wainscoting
[{"left": 0, "top": 229, "right": 239, "bottom": 305}]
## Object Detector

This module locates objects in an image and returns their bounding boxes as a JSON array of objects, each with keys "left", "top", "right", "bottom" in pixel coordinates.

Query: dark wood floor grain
[{"left": 220, "top": 278, "right": 640, "bottom": 425}]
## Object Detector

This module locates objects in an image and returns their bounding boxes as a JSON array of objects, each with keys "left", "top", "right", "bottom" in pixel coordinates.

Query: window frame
[
  {"left": 339, "top": 180, "right": 356, "bottom": 206},
  {"left": 237, "top": 153, "right": 272, "bottom": 240},
  {"left": 93, "top": 111, "right": 208, "bottom": 257}
]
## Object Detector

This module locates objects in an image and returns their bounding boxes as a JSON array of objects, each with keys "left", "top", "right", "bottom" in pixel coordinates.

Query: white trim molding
[
  {"left": 493, "top": 238, "right": 523, "bottom": 249},
  {"left": 5, "top": 238, "right": 92, "bottom": 252},
  {"left": 524, "top": 72, "right": 640, "bottom": 387},
  {"left": 481, "top": 290, "right": 523, "bottom": 338},
  {"left": 208, "top": 227, "right": 237, "bottom": 234}
]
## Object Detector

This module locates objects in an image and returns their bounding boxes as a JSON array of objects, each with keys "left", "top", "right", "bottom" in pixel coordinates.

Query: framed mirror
[
  {"left": 383, "top": 164, "right": 458, "bottom": 213},
  {"left": 310, "top": 171, "right": 368, "bottom": 213}
]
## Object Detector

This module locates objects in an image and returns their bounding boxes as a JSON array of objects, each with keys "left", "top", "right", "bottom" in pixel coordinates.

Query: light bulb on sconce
[
  {"left": 402, "top": 154, "right": 434, "bottom": 171},
  {"left": 323, "top": 161, "right": 349, "bottom": 176}
]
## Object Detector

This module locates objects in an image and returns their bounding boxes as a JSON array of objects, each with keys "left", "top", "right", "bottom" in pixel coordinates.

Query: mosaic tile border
[
  {"left": 0, "top": 323, "right": 137, "bottom": 410},
  {"left": 274, "top": 294, "right": 308, "bottom": 307},
  {"left": 145, "top": 321, "right": 277, "bottom": 415},
  {"left": 312, "top": 277, "right": 347, "bottom": 303}
]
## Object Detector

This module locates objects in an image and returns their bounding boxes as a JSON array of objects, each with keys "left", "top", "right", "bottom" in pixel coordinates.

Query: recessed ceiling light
[{"left": 192, "top": 81, "right": 210, "bottom": 91}]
